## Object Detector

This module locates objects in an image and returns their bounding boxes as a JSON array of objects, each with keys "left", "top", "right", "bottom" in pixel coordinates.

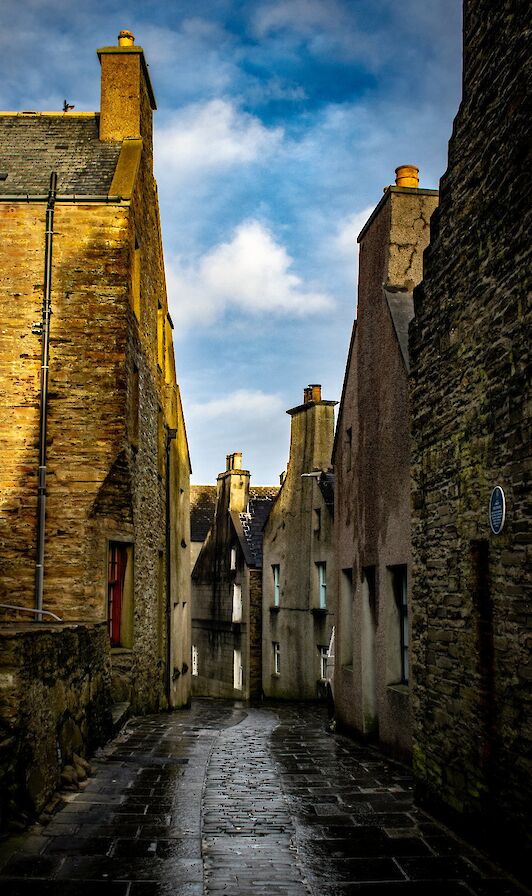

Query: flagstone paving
[{"left": 0, "top": 700, "right": 528, "bottom": 895}]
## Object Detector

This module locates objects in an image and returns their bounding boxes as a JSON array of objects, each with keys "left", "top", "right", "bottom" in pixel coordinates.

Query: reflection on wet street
[{"left": 0, "top": 700, "right": 527, "bottom": 895}]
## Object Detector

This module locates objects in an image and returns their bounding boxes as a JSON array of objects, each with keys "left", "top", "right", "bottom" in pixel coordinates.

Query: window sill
[
  {"left": 387, "top": 682, "right": 409, "bottom": 696},
  {"left": 110, "top": 647, "right": 133, "bottom": 655},
  {"left": 271, "top": 672, "right": 280, "bottom": 678},
  {"left": 269, "top": 605, "right": 280, "bottom": 613},
  {"left": 311, "top": 607, "right": 327, "bottom": 618}
]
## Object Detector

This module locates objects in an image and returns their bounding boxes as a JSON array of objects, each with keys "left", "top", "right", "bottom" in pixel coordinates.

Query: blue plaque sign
[{"left": 489, "top": 486, "right": 506, "bottom": 535}]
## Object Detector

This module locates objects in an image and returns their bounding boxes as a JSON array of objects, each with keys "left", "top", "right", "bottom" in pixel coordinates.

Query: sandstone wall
[
  {"left": 409, "top": 0, "right": 530, "bottom": 867},
  {"left": 0, "top": 621, "right": 112, "bottom": 831}
]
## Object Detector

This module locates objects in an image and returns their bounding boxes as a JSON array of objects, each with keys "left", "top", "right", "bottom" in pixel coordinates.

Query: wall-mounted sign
[{"left": 489, "top": 486, "right": 506, "bottom": 535}]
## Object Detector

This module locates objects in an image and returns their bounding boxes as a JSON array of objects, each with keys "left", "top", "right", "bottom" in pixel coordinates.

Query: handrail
[{"left": 0, "top": 603, "right": 63, "bottom": 622}]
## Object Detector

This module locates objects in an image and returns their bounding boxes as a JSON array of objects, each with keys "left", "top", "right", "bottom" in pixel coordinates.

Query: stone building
[
  {"left": 409, "top": 0, "right": 530, "bottom": 868},
  {"left": 262, "top": 386, "right": 336, "bottom": 700},
  {"left": 191, "top": 453, "right": 277, "bottom": 700},
  {"left": 332, "top": 168, "right": 438, "bottom": 760},
  {"left": 0, "top": 31, "right": 191, "bottom": 716}
]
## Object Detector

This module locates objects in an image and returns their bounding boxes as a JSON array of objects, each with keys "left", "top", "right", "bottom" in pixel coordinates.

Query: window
[
  {"left": 107, "top": 542, "right": 133, "bottom": 648},
  {"left": 340, "top": 568, "right": 354, "bottom": 666},
  {"left": 272, "top": 564, "right": 280, "bottom": 607},
  {"left": 230, "top": 546, "right": 237, "bottom": 571},
  {"left": 314, "top": 508, "right": 321, "bottom": 534},
  {"left": 233, "top": 649, "right": 242, "bottom": 690},
  {"left": 345, "top": 426, "right": 352, "bottom": 472},
  {"left": 272, "top": 641, "right": 280, "bottom": 675},
  {"left": 131, "top": 239, "right": 140, "bottom": 320},
  {"left": 192, "top": 645, "right": 198, "bottom": 676},
  {"left": 391, "top": 565, "right": 408, "bottom": 684},
  {"left": 130, "top": 363, "right": 139, "bottom": 449},
  {"left": 232, "top": 583, "right": 242, "bottom": 623},
  {"left": 318, "top": 645, "right": 328, "bottom": 681},
  {"left": 157, "top": 303, "right": 164, "bottom": 369},
  {"left": 317, "top": 562, "right": 327, "bottom": 609},
  {"left": 157, "top": 549, "right": 165, "bottom": 658}
]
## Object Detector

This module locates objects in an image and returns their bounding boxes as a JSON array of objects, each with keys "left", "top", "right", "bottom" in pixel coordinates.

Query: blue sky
[{"left": 2, "top": 0, "right": 463, "bottom": 484}]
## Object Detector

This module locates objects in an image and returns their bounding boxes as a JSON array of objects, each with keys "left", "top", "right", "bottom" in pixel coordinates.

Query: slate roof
[
  {"left": 0, "top": 115, "right": 121, "bottom": 195},
  {"left": 190, "top": 485, "right": 217, "bottom": 543},
  {"left": 384, "top": 286, "right": 415, "bottom": 372},
  {"left": 238, "top": 488, "right": 279, "bottom": 568}
]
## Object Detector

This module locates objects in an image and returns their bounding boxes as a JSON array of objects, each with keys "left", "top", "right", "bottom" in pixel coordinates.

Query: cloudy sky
[{"left": 2, "top": 0, "right": 462, "bottom": 484}]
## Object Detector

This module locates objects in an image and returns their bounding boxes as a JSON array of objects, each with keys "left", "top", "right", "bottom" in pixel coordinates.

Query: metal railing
[{"left": 0, "top": 603, "right": 63, "bottom": 622}]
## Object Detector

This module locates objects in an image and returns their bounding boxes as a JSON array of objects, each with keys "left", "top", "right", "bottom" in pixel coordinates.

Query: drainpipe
[
  {"left": 35, "top": 172, "right": 57, "bottom": 621},
  {"left": 165, "top": 426, "right": 177, "bottom": 706}
]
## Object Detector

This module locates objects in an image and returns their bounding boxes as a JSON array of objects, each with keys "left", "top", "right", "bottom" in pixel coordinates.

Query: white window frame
[
  {"left": 230, "top": 546, "right": 237, "bottom": 571},
  {"left": 232, "top": 583, "right": 242, "bottom": 622},
  {"left": 317, "top": 562, "right": 327, "bottom": 609},
  {"left": 273, "top": 564, "right": 280, "bottom": 607},
  {"left": 192, "top": 644, "right": 198, "bottom": 676},
  {"left": 233, "top": 648, "right": 243, "bottom": 690}
]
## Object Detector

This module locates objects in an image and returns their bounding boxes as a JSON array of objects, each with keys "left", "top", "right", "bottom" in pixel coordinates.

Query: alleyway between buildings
[{"left": 0, "top": 701, "right": 527, "bottom": 896}]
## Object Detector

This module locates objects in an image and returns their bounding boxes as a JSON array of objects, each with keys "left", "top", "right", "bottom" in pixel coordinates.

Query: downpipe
[{"left": 34, "top": 172, "right": 57, "bottom": 621}]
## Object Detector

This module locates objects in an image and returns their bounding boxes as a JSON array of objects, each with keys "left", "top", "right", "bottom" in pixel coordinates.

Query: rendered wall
[{"left": 334, "top": 186, "right": 437, "bottom": 760}]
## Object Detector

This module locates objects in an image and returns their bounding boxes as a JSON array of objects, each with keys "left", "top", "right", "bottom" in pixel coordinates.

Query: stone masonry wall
[
  {"left": 409, "top": 0, "right": 530, "bottom": 867},
  {"left": 0, "top": 621, "right": 112, "bottom": 831}
]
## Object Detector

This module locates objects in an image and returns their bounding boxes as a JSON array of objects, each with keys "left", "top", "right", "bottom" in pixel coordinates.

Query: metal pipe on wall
[{"left": 34, "top": 171, "right": 57, "bottom": 621}]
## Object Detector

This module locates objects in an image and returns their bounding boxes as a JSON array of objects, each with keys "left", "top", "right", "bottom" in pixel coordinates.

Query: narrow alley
[{"left": 0, "top": 701, "right": 527, "bottom": 896}]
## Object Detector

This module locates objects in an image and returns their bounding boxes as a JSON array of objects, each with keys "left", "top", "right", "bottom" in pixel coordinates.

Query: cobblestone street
[{"left": 0, "top": 701, "right": 528, "bottom": 896}]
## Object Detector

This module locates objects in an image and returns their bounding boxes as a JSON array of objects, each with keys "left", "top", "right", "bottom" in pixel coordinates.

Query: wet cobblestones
[{"left": 0, "top": 700, "right": 528, "bottom": 895}]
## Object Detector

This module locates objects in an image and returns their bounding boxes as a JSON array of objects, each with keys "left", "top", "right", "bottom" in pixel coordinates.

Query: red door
[{"left": 108, "top": 543, "right": 127, "bottom": 646}]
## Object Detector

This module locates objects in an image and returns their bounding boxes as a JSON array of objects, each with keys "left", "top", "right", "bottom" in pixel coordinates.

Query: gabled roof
[
  {"left": 0, "top": 114, "right": 121, "bottom": 195},
  {"left": 332, "top": 320, "right": 357, "bottom": 465},
  {"left": 230, "top": 488, "right": 278, "bottom": 569},
  {"left": 190, "top": 485, "right": 217, "bottom": 542},
  {"left": 384, "top": 287, "right": 415, "bottom": 372}
]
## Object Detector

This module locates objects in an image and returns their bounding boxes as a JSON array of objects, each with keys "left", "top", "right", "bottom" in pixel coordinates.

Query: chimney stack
[{"left": 97, "top": 31, "right": 156, "bottom": 142}]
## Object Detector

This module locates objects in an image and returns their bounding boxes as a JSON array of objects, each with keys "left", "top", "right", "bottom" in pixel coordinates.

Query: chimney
[
  {"left": 217, "top": 452, "right": 250, "bottom": 513},
  {"left": 304, "top": 384, "right": 322, "bottom": 404},
  {"left": 97, "top": 31, "right": 157, "bottom": 142},
  {"left": 395, "top": 165, "right": 419, "bottom": 188},
  {"left": 226, "top": 452, "right": 243, "bottom": 471}
]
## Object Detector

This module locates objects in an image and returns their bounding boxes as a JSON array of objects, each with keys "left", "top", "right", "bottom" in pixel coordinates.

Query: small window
[
  {"left": 232, "top": 583, "right": 242, "bottom": 623},
  {"left": 318, "top": 645, "right": 328, "bottom": 681},
  {"left": 131, "top": 239, "right": 140, "bottom": 320},
  {"left": 272, "top": 564, "right": 280, "bottom": 607},
  {"left": 391, "top": 566, "right": 408, "bottom": 684},
  {"left": 346, "top": 426, "right": 352, "bottom": 472},
  {"left": 192, "top": 645, "right": 198, "bottom": 676},
  {"left": 314, "top": 508, "right": 321, "bottom": 534},
  {"left": 130, "top": 363, "right": 139, "bottom": 449},
  {"left": 230, "top": 546, "right": 237, "bottom": 571},
  {"left": 233, "top": 648, "right": 242, "bottom": 690},
  {"left": 272, "top": 641, "right": 280, "bottom": 675},
  {"left": 317, "top": 562, "right": 327, "bottom": 609},
  {"left": 157, "top": 303, "right": 164, "bottom": 369}
]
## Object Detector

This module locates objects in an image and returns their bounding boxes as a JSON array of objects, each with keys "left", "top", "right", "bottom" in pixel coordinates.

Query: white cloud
[
  {"left": 155, "top": 99, "right": 283, "bottom": 179},
  {"left": 167, "top": 219, "right": 334, "bottom": 330},
  {"left": 333, "top": 207, "right": 374, "bottom": 259},
  {"left": 189, "top": 389, "right": 284, "bottom": 421}
]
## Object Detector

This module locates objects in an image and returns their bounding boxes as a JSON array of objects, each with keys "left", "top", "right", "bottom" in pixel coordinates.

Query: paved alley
[{"left": 0, "top": 700, "right": 528, "bottom": 896}]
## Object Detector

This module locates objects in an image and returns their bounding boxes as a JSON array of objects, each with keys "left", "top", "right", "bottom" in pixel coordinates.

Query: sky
[{"left": 1, "top": 0, "right": 463, "bottom": 485}]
